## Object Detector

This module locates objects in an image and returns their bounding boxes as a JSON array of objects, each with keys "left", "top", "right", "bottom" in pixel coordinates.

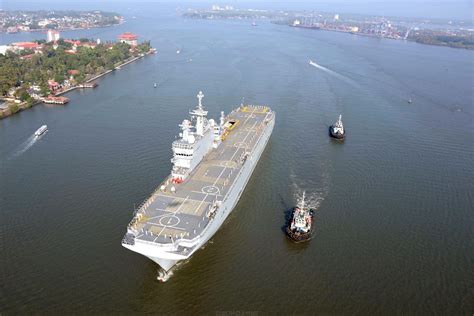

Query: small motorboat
[
  {"left": 34, "top": 125, "right": 48, "bottom": 137},
  {"left": 154, "top": 82, "right": 157, "bottom": 88},
  {"left": 408, "top": 98, "right": 412, "bottom": 104},
  {"left": 176, "top": 50, "right": 180, "bottom": 54}
]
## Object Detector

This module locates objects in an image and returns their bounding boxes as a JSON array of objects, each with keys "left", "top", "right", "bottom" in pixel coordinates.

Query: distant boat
[
  {"left": 34, "top": 125, "right": 48, "bottom": 137},
  {"left": 252, "top": 21, "right": 257, "bottom": 26},
  {"left": 154, "top": 82, "right": 157, "bottom": 88},
  {"left": 329, "top": 115, "right": 345, "bottom": 140},
  {"left": 176, "top": 50, "right": 180, "bottom": 54},
  {"left": 309, "top": 59, "right": 317, "bottom": 66},
  {"left": 408, "top": 98, "right": 412, "bottom": 104}
]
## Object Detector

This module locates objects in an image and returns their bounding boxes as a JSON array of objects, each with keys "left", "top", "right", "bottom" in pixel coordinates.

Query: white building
[
  {"left": 0, "top": 45, "right": 10, "bottom": 55},
  {"left": 47, "top": 29, "right": 60, "bottom": 42},
  {"left": 38, "top": 19, "right": 50, "bottom": 27}
]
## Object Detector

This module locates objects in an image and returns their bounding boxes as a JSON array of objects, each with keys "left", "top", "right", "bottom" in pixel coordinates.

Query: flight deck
[{"left": 127, "top": 106, "right": 272, "bottom": 245}]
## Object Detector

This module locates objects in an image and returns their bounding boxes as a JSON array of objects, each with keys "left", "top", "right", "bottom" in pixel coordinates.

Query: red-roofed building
[
  {"left": 11, "top": 42, "right": 42, "bottom": 52},
  {"left": 81, "top": 42, "right": 97, "bottom": 49},
  {"left": 64, "top": 39, "right": 81, "bottom": 46},
  {"left": 47, "top": 80, "right": 60, "bottom": 91},
  {"left": 19, "top": 53, "right": 35, "bottom": 60},
  {"left": 68, "top": 70, "right": 80, "bottom": 75},
  {"left": 118, "top": 32, "right": 138, "bottom": 46}
]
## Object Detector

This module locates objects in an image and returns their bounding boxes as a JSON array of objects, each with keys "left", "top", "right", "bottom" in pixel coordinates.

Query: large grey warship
[{"left": 122, "top": 91, "right": 275, "bottom": 274}]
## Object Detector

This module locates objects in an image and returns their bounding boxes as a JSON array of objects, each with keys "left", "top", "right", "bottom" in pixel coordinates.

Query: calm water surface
[{"left": 1, "top": 3, "right": 473, "bottom": 314}]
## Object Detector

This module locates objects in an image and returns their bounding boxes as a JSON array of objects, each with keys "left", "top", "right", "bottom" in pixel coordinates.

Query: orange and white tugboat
[{"left": 286, "top": 192, "right": 315, "bottom": 242}]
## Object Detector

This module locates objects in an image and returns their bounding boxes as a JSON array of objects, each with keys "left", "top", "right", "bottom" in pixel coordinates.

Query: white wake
[
  {"left": 289, "top": 169, "right": 329, "bottom": 211},
  {"left": 309, "top": 60, "right": 358, "bottom": 87},
  {"left": 9, "top": 133, "right": 43, "bottom": 159}
]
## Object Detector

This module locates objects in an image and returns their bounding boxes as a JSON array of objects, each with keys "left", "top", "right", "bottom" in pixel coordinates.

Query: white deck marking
[
  {"left": 194, "top": 194, "right": 208, "bottom": 214},
  {"left": 212, "top": 119, "right": 258, "bottom": 187},
  {"left": 192, "top": 190, "right": 222, "bottom": 196},
  {"left": 190, "top": 109, "right": 260, "bottom": 218},
  {"left": 155, "top": 195, "right": 190, "bottom": 238},
  {"left": 146, "top": 222, "right": 186, "bottom": 231}
]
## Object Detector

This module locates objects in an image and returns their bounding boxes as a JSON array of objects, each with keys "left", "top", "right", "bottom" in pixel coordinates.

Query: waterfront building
[
  {"left": 10, "top": 42, "right": 42, "bottom": 53},
  {"left": 47, "top": 80, "right": 60, "bottom": 92},
  {"left": 118, "top": 32, "right": 138, "bottom": 46},
  {"left": 47, "top": 29, "right": 60, "bottom": 42}
]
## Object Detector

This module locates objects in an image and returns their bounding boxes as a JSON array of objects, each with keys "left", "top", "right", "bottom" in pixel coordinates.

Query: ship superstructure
[{"left": 122, "top": 91, "right": 275, "bottom": 273}]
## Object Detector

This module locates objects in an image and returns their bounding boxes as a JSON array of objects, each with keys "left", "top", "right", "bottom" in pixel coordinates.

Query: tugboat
[
  {"left": 286, "top": 192, "right": 315, "bottom": 242},
  {"left": 329, "top": 115, "right": 345, "bottom": 139}
]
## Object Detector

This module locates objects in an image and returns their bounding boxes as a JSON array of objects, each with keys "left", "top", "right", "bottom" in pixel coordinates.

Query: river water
[{"left": 1, "top": 3, "right": 473, "bottom": 314}]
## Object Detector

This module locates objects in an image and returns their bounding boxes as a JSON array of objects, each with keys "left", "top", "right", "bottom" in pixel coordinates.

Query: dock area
[
  {"left": 77, "top": 82, "right": 98, "bottom": 88},
  {"left": 42, "top": 96, "right": 69, "bottom": 104}
]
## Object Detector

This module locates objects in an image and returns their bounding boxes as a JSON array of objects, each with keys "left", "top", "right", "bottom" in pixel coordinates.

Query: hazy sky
[{"left": 3, "top": 0, "right": 473, "bottom": 20}]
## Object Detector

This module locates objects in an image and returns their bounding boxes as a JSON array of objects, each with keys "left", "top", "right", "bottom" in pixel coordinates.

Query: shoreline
[
  {"left": 289, "top": 24, "right": 473, "bottom": 50},
  {"left": 0, "top": 49, "right": 155, "bottom": 120},
  {"left": 1, "top": 21, "right": 125, "bottom": 35},
  {"left": 54, "top": 53, "right": 148, "bottom": 96}
]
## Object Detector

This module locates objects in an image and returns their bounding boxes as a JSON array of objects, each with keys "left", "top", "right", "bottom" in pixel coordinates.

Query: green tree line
[{"left": 0, "top": 40, "right": 152, "bottom": 96}]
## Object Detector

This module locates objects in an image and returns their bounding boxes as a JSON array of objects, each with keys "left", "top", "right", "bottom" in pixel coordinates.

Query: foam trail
[
  {"left": 309, "top": 60, "right": 358, "bottom": 87},
  {"left": 157, "top": 268, "right": 174, "bottom": 282},
  {"left": 156, "top": 257, "right": 191, "bottom": 282},
  {"left": 293, "top": 187, "right": 325, "bottom": 211},
  {"left": 290, "top": 167, "right": 330, "bottom": 211},
  {"left": 9, "top": 134, "right": 39, "bottom": 159}
]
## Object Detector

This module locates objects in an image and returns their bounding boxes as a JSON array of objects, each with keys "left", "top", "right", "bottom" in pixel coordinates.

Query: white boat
[
  {"left": 34, "top": 125, "right": 48, "bottom": 137},
  {"left": 176, "top": 50, "right": 180, "bottom": 54}
]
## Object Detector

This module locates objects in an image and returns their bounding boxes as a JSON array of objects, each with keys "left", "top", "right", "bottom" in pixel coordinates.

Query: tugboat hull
[
  {"left": 286, "top": 227, "right": 314, "bottom": 243},
  {"left": 329, "top": 126, "right": 345, "bottom": 140}
]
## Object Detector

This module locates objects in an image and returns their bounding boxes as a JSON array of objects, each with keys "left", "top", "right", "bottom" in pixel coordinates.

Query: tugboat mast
[{"left": 299, "top": 191, "right": 306, "bottom": 209}]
